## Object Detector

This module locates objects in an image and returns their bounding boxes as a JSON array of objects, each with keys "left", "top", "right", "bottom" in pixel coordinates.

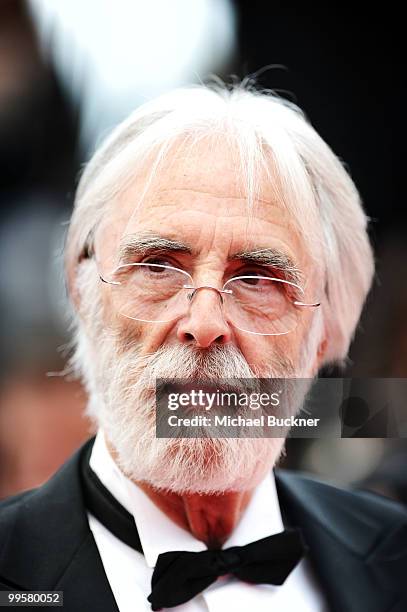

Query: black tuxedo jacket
[{"left": 0, "top": 437, "right": 406, "bottom": 612}]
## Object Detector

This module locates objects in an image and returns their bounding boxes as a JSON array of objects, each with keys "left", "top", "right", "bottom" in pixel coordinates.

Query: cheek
[
  {"left": 234, "top": 334, "right": 278, "bottom": 368},
  {"left": 235, "top": 330, "right": 304, "bottom": 371},
  {"left": 112, "top": 315, "right": 176, "bottom": 357}
]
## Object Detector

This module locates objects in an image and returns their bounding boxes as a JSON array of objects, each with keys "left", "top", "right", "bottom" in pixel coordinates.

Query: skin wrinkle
[
  {"left": 76, "top": 138, "right": 325, "bottom": 547},
  {"left": 126, "top": 198, "right": 294, "bottom": 224},
  {"left": 98, "top": 209, "right": 308, "bottom": 296},
  {"left": 156, "top": 186, "right": 280, "bottom": 207},
  {"left": 66, "top": 88, "right": 374, "bottom": 548},
  {"left": 131, "top": 477, "right": 253, "bottom": 549},
  {"left": 95, "top": 173, "right": 304, "bottom": 270},
  {"left": 120, "top": 202, "right": 296, "bottom": 232},
  {"left": 107, "top": 173, "right": 314, "bottom": 345},
  {"left": 115, "top": 233, "right": 303, "bottom": 286}
]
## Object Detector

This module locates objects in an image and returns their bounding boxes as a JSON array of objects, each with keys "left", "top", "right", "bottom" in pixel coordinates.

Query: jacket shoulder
[
  {"left": 278, "top": 467, "right": 407, "bottom": 510},
  {"left": 275, "top": 468, "right": 407, "bottom": 548},
  {"left": 0, "top": 488, "right": 38, "bottom": 535},
  {"left": 0, "top": 440, "right": 93, "bottom": 588}
]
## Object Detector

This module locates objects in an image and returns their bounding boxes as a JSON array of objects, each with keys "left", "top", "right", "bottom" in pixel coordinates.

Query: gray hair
[{"left": 66, "top": 83, "right": 374, "bottom": 365}]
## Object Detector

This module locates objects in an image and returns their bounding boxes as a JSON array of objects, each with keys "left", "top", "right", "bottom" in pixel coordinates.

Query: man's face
[
  {"left": 95, "top": 139, "right": 320, "bottom": 373},
  {"left": 79, "top": 138, "right": 324, "bottom": 494}
]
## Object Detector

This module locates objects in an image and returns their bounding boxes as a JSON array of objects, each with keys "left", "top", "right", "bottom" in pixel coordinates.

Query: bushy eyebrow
[
  {"left": 231, "top": 249, "right": 302, "bottom": 285},
  {"left": 118, "top": 233, "right": 191, "bottom": 263},
  {"left": 117, "top": 233, "right": 302, "bottom": 285}
]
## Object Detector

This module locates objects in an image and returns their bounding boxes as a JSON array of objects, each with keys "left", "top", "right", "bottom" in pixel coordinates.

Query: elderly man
[{"left": 0, "top": 85, "right": 406, "bottom": 612}]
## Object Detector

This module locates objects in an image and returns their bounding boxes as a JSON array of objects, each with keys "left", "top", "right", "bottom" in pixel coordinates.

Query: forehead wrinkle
[{"left": 156, "top": 187, "right": 280, "bottom": 207}]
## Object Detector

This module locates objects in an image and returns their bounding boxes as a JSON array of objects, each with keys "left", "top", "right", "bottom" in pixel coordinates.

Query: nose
[{"left": 176, "top": 287, "right": 232, "bottom": 348}]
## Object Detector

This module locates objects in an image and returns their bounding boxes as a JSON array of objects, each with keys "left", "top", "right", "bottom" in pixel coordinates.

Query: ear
[
  {"left": 317, "top": 338, "right": 328, "bottom": 361},
  {"left": 65, "top": 232, "right": 95, "bottom": 312},
  {"left": 66, "top": 253, "right": 94, "bottom": 315},
  {"left": 307, "top": 336, "right": 328, "bottom": 377},
  {"left": 312, "top": 337, "right": 328, "bottom": 375},
  {"left": 67, "top": 263, "right": 81, "bottom": 312}
]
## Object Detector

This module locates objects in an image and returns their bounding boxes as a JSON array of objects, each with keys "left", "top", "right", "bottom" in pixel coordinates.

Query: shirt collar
[{"left": 90, "top": 429, "right": 285, "bottom": 568}]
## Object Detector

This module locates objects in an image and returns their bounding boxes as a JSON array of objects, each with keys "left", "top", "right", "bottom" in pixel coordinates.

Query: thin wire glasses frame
[{"left": 99, "top": 262, "right": 321, "bottom": 336}]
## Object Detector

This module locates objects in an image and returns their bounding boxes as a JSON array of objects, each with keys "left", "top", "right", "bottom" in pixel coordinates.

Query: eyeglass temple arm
[
  {"left": 293, "top": 300, "right": 321, "bottom": 308},
  {"left": 99, "top": 274, "right": 121, "bottom": 286}
]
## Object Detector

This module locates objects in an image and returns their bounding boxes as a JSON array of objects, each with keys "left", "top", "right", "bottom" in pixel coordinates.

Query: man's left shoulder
[
  {"left": 275, "top": 469, "right": 407, "bottom": 610},
  {"left": 276, "top": 467, "right": 407, "bottom": 528}
]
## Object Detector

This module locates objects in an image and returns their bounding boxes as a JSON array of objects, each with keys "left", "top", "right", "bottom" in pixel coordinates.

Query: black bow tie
[
  {"left": 80, "top": 441, "right": 308, "bottom": 610},
  {"left": 148, "top": 529, "right": 307, "bottom": 610}
]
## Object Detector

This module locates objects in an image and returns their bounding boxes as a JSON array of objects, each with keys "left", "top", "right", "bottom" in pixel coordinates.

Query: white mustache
[
  {"left": 139, "top": 344, "right": 255, "bottom": 384},
  {"left": 114, "top": 343, "right": 263, "bottom": 397},
  {"left": 109, "top": 342, "right": 294, "bottom": 404}
]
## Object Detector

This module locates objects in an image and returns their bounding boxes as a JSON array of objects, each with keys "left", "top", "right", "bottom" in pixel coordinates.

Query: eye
[
  {"left": 242, "top": 276, "right": 265, "bottom": 286},
  {"left": 143, "top": 257, "right": 169, "bottom": 265},
  {"left": 227, "top": 270, "right": 298, "bottom": 297},
  {"left": 142, "top": 257, "right": 173, "bottom": 270},
  {"left": 231, "top": 269, "right": 273, "bottom": 283}
]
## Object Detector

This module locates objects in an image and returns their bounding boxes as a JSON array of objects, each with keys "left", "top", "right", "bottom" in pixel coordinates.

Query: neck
[
  {"left": 135, "top": 482, "right": 254, "bottom": 549},
  {"left": 105, "top": 438, "right": 253, "bottom": 548}
]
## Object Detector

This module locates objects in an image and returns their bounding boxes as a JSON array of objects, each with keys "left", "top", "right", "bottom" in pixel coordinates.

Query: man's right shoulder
[
  {"left": 0, "top": 487, "right": 40, "bottom": 530},
  {"left": 0, "top": 439, "right": 120, "bottom": 611},
  {"left": 0, "top": 439, "right": 94, "bottom": 566}
]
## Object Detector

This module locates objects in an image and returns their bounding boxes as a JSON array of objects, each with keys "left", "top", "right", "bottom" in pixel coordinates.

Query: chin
[{"left": 115, "top": 436, "right": 285, "bottom": 495}]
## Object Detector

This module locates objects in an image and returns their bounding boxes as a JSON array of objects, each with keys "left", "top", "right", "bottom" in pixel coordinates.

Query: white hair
[{"left": 66, "top": 82, "right": 374, "bottom": 365}]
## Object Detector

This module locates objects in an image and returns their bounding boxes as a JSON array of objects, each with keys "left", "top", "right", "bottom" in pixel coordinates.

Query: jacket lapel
[
  {"left": 54, "top": 531, "right": 119, "bottom": 612},
  {"left": 0, "top": 438, "right": 118, "bottom": 612},
  {"left": 275, "top": 469, "right": 407, "bottom": 612}
]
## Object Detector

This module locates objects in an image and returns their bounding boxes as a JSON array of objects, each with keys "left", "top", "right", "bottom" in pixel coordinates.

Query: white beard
[
  {"left": 71, "top": 263, "right": 317, "bottom": 494},
  {"left": 79, "top": 333, "right": 314, "bottom": 494}
]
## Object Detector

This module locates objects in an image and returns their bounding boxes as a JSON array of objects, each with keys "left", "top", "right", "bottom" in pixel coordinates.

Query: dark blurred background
[{"left": 0, "top": 0, "right": 405, "bottom": 503}]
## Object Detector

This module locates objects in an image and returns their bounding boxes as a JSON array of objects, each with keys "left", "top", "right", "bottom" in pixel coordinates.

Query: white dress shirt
[{"left": 88, "top": 430, "right": 329, "bottom": 611}]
